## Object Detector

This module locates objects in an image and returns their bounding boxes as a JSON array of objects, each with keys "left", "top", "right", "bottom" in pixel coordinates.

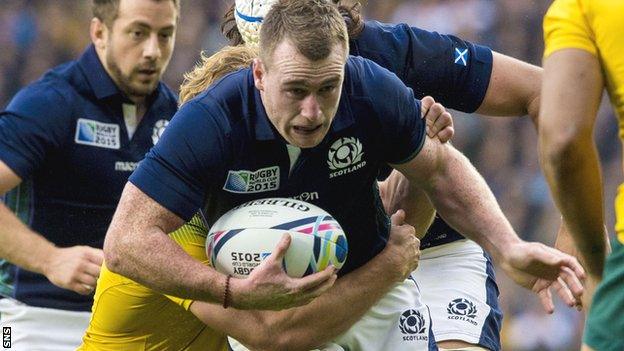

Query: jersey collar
[
  {"left": 78, "top": 45, "right": 165, "bottom": 106},
  {"left": 78, "top": 45, "right": 122, "bottom": 101}
]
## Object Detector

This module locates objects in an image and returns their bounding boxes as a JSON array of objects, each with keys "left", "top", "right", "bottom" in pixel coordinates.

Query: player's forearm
[
  {"left": 539, "top": 49, "right": 607, "bottom": 277},
  {"left": 105, "top": 224, "right": 225, "bottom": 302},
  {"left": 0, "top": 203, "right": 57, "bottom": 274},
  {"left": 554, "top": 221, "right": 610, "bottom": 269},
  {"left": 104, "top": 184, "right": 225, "bottom": 303},
  {"left": 268, "top": 248, "right": 406, "bottom": 349},
  {"left": 202, "top": 246, "right": 405, "bottom": 351},
  {"left": 380, "top": 171, "right": 435, "bottom": 237},
  {"left": 540, "top": 137, "right": 607, "bottom": 277},
  {"left": 421, "top": 148, "right": 521, "bottom": 262}
]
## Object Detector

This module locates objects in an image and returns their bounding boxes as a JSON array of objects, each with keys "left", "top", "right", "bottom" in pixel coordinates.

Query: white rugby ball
[
  {"left": 207, "top": 198, "right": 348, "bottom": 278},
  {"left": 234, "top": 0, "right": 278, "bottom": 44}
]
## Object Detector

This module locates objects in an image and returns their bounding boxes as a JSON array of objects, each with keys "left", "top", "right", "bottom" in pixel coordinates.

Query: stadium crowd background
[{"left": 0, "top": 0, "right": 618, "bottom": 350}]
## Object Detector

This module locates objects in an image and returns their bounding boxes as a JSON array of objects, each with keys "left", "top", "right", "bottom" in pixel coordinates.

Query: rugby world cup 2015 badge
[
  {"left": 223, "top": 166, "right": 280, "bottom": 193},
  {"left": 75, "top": 118, "right": 120, "bottom": 149}
]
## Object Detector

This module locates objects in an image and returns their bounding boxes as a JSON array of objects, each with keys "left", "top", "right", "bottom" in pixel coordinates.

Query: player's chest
[
  {"left": 217, "top": 132, "right": 381, "bottom": 209},
  {"left": 46, "top": 106, "right": 172, "bottom": 189}
]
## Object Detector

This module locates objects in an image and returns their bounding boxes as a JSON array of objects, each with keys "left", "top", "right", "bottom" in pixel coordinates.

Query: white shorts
[
  {"left": 228, "top": 278, "right": 437, "bottom": 351},
  {"left": 413, "top": 239, "right": 502, "bottom": 350},
  {"left": 0, "top": 298, "right": 91, "bottom": 351}
]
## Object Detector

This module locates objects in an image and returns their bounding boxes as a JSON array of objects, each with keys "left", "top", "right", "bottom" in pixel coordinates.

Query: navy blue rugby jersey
[
  {"left": 0, "top": 45, "right": 178, "bottom": 311},
  {"left": 130, "top": 56, "right": 426, "bottom": 275},
  {"left": 351, "top": 21, "right": 494, "bottom": 248}
]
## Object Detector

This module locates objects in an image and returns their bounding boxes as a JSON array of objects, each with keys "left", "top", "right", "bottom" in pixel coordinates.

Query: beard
[{"left": 105, "top": 47, "right": 161, "bottom": 99}]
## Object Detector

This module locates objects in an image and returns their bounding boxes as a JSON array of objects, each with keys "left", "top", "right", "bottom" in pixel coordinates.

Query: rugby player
[
  {"left": 96, "top": 1, "right": 585, "bottom": 350},
  {"left": 541, "top": 0, "right": 624, "bottom": 350}
]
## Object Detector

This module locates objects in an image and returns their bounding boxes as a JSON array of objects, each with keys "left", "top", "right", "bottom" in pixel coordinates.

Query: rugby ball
[
  {"left": 234, "top": 0, "right": 278, "bottom": 44},
  {"left": 207, "top": 198, "right": 348, "bottom": 278}
]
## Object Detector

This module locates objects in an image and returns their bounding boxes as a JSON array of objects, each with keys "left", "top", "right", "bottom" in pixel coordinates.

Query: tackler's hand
[{"left": 421, "top": 96, "right": 454, "bottom": 143}]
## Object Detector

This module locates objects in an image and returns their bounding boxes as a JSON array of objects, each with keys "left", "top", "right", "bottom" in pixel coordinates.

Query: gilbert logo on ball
[{"left": 207, "top": 198, "right": 348, "bottom": 278}]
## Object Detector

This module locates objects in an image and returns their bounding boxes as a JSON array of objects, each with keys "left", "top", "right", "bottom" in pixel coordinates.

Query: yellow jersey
[
  {"left": 544, "top": 0, "right": 624, "bottom": 241},
  {"left": 79, "top": 215, "right": 227, "bottom": 351}
]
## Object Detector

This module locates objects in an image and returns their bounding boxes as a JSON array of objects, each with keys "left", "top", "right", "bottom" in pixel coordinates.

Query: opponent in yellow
[
  {"left": 541, "top": 0, "right": 624, "bottom": 350},
  {"left": 79, "top": 215, "right": 228, "bottom": 350}
]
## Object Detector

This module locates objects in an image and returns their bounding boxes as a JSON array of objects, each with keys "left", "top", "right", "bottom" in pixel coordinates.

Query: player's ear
[
  {"left": 252, "top": 58, "right": 266, "bottom": 91},
  {"left": 90, "top": 17, "right": 108, "bottom": 51}
]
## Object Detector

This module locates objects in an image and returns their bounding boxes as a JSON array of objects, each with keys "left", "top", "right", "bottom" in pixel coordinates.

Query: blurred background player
[
  {"left": 101, "top": 1, "right": 584, "bottom": 350},
  {"left": 541, "top": 0, "right": 624, "bottom": 350},
  {"left": 0, "top": 0, "right": 180, "bottom": 349}
]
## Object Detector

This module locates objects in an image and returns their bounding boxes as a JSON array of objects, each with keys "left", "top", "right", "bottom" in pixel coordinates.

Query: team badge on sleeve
[{"left": 454, "top": 47, "right": 469, "bottom": 66}]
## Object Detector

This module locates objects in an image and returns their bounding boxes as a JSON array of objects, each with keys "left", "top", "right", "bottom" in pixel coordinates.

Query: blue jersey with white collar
[
  {"left": 351, "top": 21, "right": 494, "bottom": 248},
  {"left": 0, "top": 45, "right": 178, "bottom": 311},
  {"left": 130, "top": 56, "right": 426, "bottom": 274}
]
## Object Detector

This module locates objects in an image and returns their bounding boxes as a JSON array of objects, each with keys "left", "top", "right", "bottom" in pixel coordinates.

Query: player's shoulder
[
  {"left": 359, "top": 20, "right": 411, "bottom": 38},
  {"left": 181, "top": 68, "right": 252, "bottom": 127},
  {"left": 5, "top": 68, "right": 77, "bottom": 120},
  {"left": 199, "top": 67, "right": 251, "bottom": 103},
  {"left": 543, "top": 0, "right": 598, "bottom": 57},
  {"left": 358, "top": 20, "right": 454, "bottom": 51},
  {"left": 545, "top": 0, "right": 583, "bottom": 15},
  {"left": 157, "top": 82, "right": 181, "bottom": 109},
  {"left": 344, "top": 56, "right": 404, "bottom": 96}
]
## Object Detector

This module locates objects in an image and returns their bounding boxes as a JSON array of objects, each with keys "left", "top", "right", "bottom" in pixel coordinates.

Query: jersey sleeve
[
  {"left": 129, "top": 100, "right": 232, "bottom": 221},
  {"left": 350, "top": 57, "right": 426, "bottom": 164},
  {"left": 543, "top": 0, "right": 597, "bottom": 58},
  {"left": 351, "top": 20, "right": 493, "bottom": 113},
  {"left": 0, "top": 83, "right": 72, "bottom": 179}
]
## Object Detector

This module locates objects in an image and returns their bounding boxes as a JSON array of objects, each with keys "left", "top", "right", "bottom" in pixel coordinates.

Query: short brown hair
[
  {"left": 179, "top": 45, "right": 258, "bottom": 105},
  {"left": 259, "top": 0, "right": 349, "bottom": 63},
  {"left": 93, "top": 0, "right": 180, "bottom": 27}
]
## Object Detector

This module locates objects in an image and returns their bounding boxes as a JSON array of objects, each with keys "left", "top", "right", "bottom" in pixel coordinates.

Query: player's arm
[
  {"left": 188, "top": 211, "right": 420, "bottom": 351},
  {"left": 0, "top": 87, "right": 104, "bottom": 295},
  {"left": 476, "top": 51, "right": 541, "bottom": 125},
  {"left": 539, "top": 48, "right": 608, "bottom": 280},
  {"left": 105, "top": 183, "right": 336, "bottom": 310},
  {"left": 0, "top": 169, "right": 102, "bottom": 297},
  {"left": 353, "top": 21, "right": 541, "bottom": 123},
  {"left": 0, "top": 163, "right": 93, "bottom": 291},
  {"left": 392, "top": 135, "right": 585, "bottom": 298}
]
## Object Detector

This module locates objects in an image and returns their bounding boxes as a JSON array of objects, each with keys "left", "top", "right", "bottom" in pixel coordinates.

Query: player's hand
[
  {"left": 421, "top": 96, "right": 454, "bottom": 143},
  {"left": 230, "top": 233, "right": 337, "bottom": 310},
  {"left": 499, "top": 241, "right": 586, "bottom": 313},
  {"left": 43, "top": 246, "right": 103, "bottom": 295},
  {"left": 382, "top": 209, "right": 421, "bottom": 282}
]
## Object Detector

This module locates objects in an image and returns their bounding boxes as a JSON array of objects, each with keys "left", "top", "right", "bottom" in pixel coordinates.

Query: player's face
[
  {"left": 254, "top": 40, "right": 347, "bottom": 148},
  {"left": 98, "top": 0, "right": 177, "bottom": 101}
]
